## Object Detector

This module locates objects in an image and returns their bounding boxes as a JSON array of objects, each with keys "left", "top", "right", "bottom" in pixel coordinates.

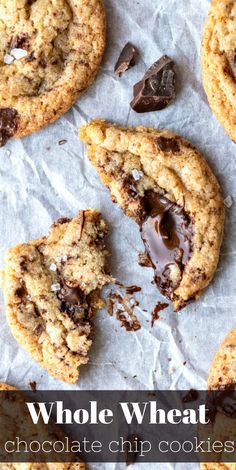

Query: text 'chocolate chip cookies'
[
  {"left": 1, "top": 210, "right": 112, "bottom": 383},
  {"left": 201, "top": 0, "right": 236, "bottom": 142},
  {"left": 0, "top": 0, "right": 106, "bottom": 144},
  {"left": 80, "top": 120, "right": 225, "bottom": 311}
]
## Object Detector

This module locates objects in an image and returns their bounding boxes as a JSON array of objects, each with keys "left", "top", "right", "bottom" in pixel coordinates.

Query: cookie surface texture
[
  {"left": 80, "top": 120, "right": 224, "bottom": 311},
  {"left": 0, "top": 0, "right": 106, "bottom": 142},
  {"left": 2, "top": 210, "right": 112, "bottom": 383},
  {"left": 201, "top": 0, "right": 236, "bottom": 141}
]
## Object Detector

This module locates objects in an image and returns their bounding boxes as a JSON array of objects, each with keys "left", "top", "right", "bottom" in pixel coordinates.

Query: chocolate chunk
[
  {"left": 141, "top": 190, "right": 193, "bottom": 299},
  {"left": 130, "top": 55, "right": 176, "bottom": 113},
  {"left": 15, "top": 286, "right": 26, "bottom": 298},
  {"left": 58, "top": 284, "right": 92, "bottom": 321},
  {"left": 114, "top": 43, "right": 137, "bottom": 76},
  {"left": 156, "top": 136, "right": 180, "bottom": 153},
  {"left": 34, "top": 324, "right": 44, "bottom": 336},
  {"left": 53, "top": 217, "right": 71, "bottom": 227},
  {"left": 182, "top": 389, "right": 199, "bottom": 403},
  {"left": 0, "top": 108, "right": 18, "bottom": 147},
  {"left": 12, "top": 32, "right": 29, "bottom": 49}
]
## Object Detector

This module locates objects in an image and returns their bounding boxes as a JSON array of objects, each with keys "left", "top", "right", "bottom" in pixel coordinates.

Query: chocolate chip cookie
[
  {"left": 201, "top": 0, "right": 236, "bottom": 141},
  {"left": 0, "top": 0, "right": 106, "bottom": 144},
  {"left": 200, "top": 329, "right": 236, "bottom": 470},
  {"left": 206, "top": 328, "right": 236, "bottom": 391},
  {"left": 2, "top": 210, "right": 112, "bottom": 383},
  {"left": 80, "top": 120, "right": 225, "bottom": 311},
  {"left": 0, "top": 383, "right": 86, "bottom": 469}
]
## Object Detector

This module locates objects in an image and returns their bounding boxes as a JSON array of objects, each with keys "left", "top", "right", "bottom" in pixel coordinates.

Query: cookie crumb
[
  {"left": 105, "top": 286, "right": 141, "bottom": 332},
  {"left": 29, "top": 381, "right": 37, "bottom": 392},
  {"left": 114, "top": 43, "right": 137, "bottom": 77}
]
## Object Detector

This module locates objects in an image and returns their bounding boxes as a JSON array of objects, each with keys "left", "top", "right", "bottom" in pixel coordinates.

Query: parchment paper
[{"left": 0, "top": 0, "right": 235, "bottom": 468}]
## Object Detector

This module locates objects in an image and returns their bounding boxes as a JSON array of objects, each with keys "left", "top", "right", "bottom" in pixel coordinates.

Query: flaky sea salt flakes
[
  {"left": 224, "top": 195, "right": 234, "bottom": 209},
  {"left": 55, "top": 255, "right": 67, "bottom": 264},
  {"left": 51, "top": 283, "right": 61, "bottom": 292},
  {"left": 132, "top": 169, "right": 144, "bottom": 181},
  {"left": 10, "top": 48, "right": 28, "bottom": 60},
  {"left": 49, "top": 263, "right": 57, "bottom": 272},
  {"left": 4, "top": 54, "right": 14, "bottom": 64}
]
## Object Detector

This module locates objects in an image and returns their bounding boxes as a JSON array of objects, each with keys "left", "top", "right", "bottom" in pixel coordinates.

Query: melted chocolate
[
  {"left": 58, "top": 284, "right": 92, "bottom": 321},
  {"left": 126, "top": 285, "right": 142, "bottom": 295},
  {"left": 141, "top": 190, "right": 193, "bottom": 298},
  {"left": 151, "top": 301, "right": 169, "bottom": 326}
]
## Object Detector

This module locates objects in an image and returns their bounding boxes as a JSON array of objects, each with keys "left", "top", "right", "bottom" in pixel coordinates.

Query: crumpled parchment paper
[{"left": 0, "top": 0, "right": 235, "bottom": 468}]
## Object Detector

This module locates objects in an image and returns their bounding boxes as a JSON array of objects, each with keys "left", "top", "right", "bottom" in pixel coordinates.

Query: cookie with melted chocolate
[
  {"left": 80, "top": 120, "right": 225, "bottom": 311},
  {"left": 201, "top": 0, "right": 236, "bottom": 141},
  {"left": 2, "top": 210, "right": 112, "bottom": 383}
]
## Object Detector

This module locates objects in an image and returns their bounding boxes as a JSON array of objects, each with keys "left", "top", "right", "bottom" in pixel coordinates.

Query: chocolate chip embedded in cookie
[
  {"left": 201, "top": 0, "right": 236, "bottom": 141},
  {"left": 80, "top": 120, "right": 225, "bottom": 311},
  {"left": 0, "top": 108, "right": 19, "bottom": 146},
  {"left": 0, "top": 0, "right": 106, "bottom": 144},
  {"left": 2, "top": 210, "right": 112, "bottom": 383}
]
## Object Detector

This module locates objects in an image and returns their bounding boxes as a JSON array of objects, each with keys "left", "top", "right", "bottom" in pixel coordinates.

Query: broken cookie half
[
  {"left": 2, "top": 210, "right": 112, "bottom": 383},
  {"left": 80, "top": 120, "right": 225, "bottom": 311}
]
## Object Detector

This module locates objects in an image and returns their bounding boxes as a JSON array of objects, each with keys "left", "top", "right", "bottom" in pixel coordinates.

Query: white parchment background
[{"left": 0, "top": 0, "right": 235, "bottom": 468}]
